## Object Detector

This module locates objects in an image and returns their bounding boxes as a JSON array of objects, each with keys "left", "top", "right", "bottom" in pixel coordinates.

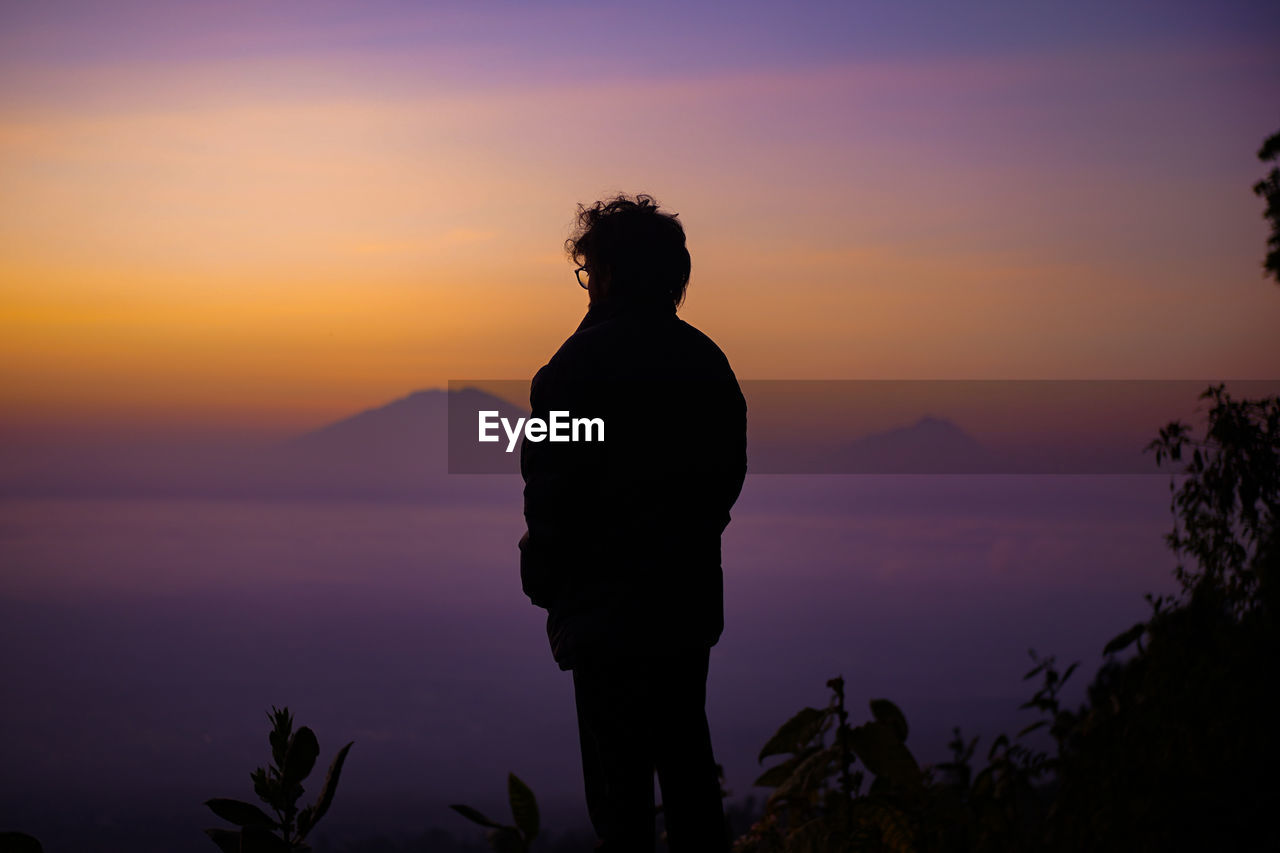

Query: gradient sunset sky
[{"left": 2, "top": 0, "right": 1277, "bottom": 437}]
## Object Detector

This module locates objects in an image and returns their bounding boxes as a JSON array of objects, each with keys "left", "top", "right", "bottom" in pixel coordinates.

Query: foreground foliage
[
  {"left": 1255, "top": 127, "right": 1280, "bottom": 283},
  {"left": 734, "top": 385, "right": 1280, "bottom": 852},
  {"left": 204, "top": 707, "right": 353, "bottom": 853},
  {"left": 449, "top": 772, "right": 541, "bottom": 853}
]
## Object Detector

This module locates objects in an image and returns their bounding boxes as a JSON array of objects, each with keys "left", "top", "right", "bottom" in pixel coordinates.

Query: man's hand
[{"left": 519, "top": 529, "right": 557, "bottom": 610}]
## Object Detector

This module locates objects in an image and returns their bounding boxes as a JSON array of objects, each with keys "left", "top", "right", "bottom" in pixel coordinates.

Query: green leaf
[
  {"left": 768, "top": 745, "right": 836, "bottom": 805},
  {"left": 250, "top": 767, "right": 278, "bottom": 811},
  {"left": 869, "top": 699, "right": 909, "bottom": 742},
  {"left": 0, "top": 834, "right": 42, "bottom": 853},
  {"left": 297, "top": 805, "right": 316, "bottom": 839},
  {"left": 972, "top": 766, "right": 994, "bottom": 797},
  {"left": 507, "top": 773, "right": 540, "bottom": 841},
  {"left": 1103, "top": 622, "right": 1146, "bottom": 655},
  {"left": 284, "top": 726, "right": 320, "bottom": 785},
  {"left": 267, "top": 707, "right": 293, "bottom": 768},
  {"left": 753, "top": 750, "right": 812, "bottom": 788},
  {"left": 203, "top": 828, "right": 241, "bottom": 853},
  {"left": 0, "top": 835, "right": 43, "bottom": 853},
  {"left": 1017, "top": 719, "right": 1048, "bottom": 737},
  {"left": 848, "top": 722, "right": 922, "bottom": 789},
  {"left": 449, "top": 803, "right": 506, "bottom": 830},
  {"left": 303, "top": 741, "right": 353, "bottom": 833},
  {"left": 0, "top": 835, "right": 42, "bottom": 853},
  {"left": 204, "top": 798, "right": 278, "bottom": 829},
  {"left": 757, "top": 706, "right": 829, "bottom": 763}
]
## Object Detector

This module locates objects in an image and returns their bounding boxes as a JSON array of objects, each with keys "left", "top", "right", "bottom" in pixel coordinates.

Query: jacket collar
[{"left": 577, "top": 300, "right": 676, "bottom": 331}]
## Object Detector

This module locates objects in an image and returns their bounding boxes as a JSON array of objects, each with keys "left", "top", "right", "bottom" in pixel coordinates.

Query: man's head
[{"left": 566, "top": 194, "right": 691, "bottom": 310}]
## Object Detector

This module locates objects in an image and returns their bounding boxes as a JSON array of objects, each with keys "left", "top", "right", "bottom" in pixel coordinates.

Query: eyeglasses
[{"left": 574, "top": 266, "right": 589, "bottom": 289}]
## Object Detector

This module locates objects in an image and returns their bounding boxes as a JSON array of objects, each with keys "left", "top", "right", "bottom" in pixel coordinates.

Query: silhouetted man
[{"left": 519, "top": 195, "right": 747, "bottom": 852}]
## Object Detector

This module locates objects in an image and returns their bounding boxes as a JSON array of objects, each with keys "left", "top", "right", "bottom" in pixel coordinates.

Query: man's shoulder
[
  {"left": 539, "top": 321, "right": 610, "bottom": 384},
  {"left": 531, "top": 318, "right": 613, "bottom": 402},
  {"left": 671, "top": 317, "right": 734, "bottom": 369},
  {"left": 540, "top": 310, "right": 737, "bottom": 386}
]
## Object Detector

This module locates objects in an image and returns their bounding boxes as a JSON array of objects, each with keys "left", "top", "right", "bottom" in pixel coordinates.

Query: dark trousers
[{"left": 571, "top": 645, "right": 730, "bottom": 853}]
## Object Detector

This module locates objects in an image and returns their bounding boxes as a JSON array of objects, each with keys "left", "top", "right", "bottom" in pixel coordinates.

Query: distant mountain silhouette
[
  {"left": 750, "top": 414, "right": 1157, "bottom": 474},
  {"left": 263, "top": 386, "right": 529, "bottom": 497},
  {"left": 829, "top": 416, "right": 1001, "bottom": 474},
  {"left": 1, "top": 387, "right": 1171, "bottom": 499},
  {"left": 286, "top": 387, "right": 528, "bottom": 473},
  {"left": 0, "top": 388, "right": 528, "bottom": 501}
]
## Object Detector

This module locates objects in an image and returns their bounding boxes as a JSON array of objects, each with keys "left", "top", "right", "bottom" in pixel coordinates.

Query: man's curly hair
[{"left": 566, "top": 193, "right": 692, "bottom": 308}]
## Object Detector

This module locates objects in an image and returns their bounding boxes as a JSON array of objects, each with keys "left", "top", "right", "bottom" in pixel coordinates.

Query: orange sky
[{"left": 2, "top": 4, "right": 1277, "bottom": 437}]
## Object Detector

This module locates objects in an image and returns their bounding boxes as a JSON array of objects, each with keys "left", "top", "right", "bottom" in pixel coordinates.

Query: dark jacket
[{"left": 519, "top": 301, "right": 747, "bottom": 670}]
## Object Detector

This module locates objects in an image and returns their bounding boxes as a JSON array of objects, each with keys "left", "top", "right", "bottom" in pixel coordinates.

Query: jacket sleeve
[
  {"left": 519, "top": 365, "right": 560, "bottom": 608},
  {"left": 517, "top": 528, "right": 553, "bottom": 609},
  {"left": 518, "top": 361, "right": 601, "bottom": 609},
  {"left": 720, "top": 376, "right": 748, "bottom": 529}
]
